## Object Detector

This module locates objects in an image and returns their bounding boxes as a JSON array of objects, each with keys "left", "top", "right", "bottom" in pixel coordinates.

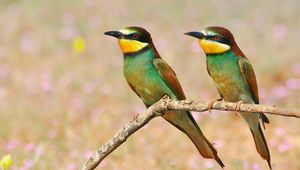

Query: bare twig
[{"left": 80, "top": 96, "right": 300, "bottom": 170}]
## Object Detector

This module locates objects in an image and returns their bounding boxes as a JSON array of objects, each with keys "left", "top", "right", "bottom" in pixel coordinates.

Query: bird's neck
[
  {"left": 123, "top": 46, "right": 158, "bottom": 70},
  {"left": 123, "top": 45, "right": 160, "bottom": 59},
  {"left": 207, "top": 50, "right": 234, "bottom": 58},
  {"left": 206, "top": 50, "right": 240, "bottom": 78},
  {"left": 206, "top": 50, "right": 240, "bottom": 68},
  {"left": 123, "top": 46, "right": 159, "bottom": 82}
]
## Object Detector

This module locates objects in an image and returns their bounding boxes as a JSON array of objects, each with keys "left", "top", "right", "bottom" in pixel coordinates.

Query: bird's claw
[
  {"left": 235, "top": 101, "right": 244, "bottom": 115},
  {"left": 208, "top": 101, "right": 214, "bottom": 113},
  {"left": 208, "top": 96, "right": 223, "bottom": 113}
]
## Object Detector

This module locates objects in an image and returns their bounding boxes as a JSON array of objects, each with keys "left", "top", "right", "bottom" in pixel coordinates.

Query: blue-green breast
[
  {"left": 124, "top": 49, "right": 176, "bottom": 105},
  {"left": 206, "top": 51, "right": 252, "bottom": 102}
]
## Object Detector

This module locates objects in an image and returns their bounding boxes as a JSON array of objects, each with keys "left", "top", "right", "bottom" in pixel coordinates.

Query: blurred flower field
[{"left": 0, "top": 0, "right": 300, "bottom": 169}]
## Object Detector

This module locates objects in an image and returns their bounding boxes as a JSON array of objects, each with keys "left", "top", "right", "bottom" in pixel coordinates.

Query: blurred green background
[{"left": 0, "top": 0, "right": 300, "bottom": 169}]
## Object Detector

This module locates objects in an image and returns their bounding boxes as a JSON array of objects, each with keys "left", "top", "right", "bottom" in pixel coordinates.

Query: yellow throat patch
[
  {"left": 199, "top": 39, "right": 230, "bottom": 54},
  {"left": 118, "top": 39, "right": 148, "bottom": 53}
]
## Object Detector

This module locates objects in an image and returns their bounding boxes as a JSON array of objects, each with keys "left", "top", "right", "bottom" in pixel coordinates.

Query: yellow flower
[
  {"left": 0, "top": 155, "right": 12, "bottom": 170},
  {"left": 72, "top": 37, "right": 86, "bottom": 55}
]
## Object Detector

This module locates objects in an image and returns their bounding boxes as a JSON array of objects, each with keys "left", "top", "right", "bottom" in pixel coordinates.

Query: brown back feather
[{"left": 153, "top": 58, "right": 186, "bottom": 100}]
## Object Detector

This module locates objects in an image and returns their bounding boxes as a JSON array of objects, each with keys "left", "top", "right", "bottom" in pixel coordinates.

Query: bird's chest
[
  {"left": 207, "top": 54, "right": 248, "bottom": 101},
  {"left": 124, "top": 57, "right": 167, "bottom": 104}
]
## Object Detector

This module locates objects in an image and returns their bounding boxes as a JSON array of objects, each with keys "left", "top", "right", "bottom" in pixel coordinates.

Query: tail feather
[
  {"left": 250, "top": 124, "right": 271, "bottom": 169},
  {"left": 259, "top": 113, "right": 269, "bottom": 129},
  {"left": 241, "top": 112, "right": 271, "bottom": 169},
  {"left": 162, "top": 111, "right": 224, "bottom": 168},
  {"left": 260, "top": 113, "right": 269, "bottom": 124}
]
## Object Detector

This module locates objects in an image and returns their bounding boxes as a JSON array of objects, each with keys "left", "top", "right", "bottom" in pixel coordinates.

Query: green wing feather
[{"left": 238, "top": 58, "right": 269, "bottom": 124}]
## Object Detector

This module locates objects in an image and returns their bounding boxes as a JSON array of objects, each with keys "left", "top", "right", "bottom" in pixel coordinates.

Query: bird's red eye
[
  {"left": 212, "top": 35, "right": 221, "bottom": 41},
  {"left": 132, "top": 33, "right": 140, "bottom": 39}
]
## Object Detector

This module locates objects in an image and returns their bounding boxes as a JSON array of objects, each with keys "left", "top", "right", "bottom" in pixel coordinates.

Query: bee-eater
[
  {"left": 185, "top": 26, "right": 271, "bottom": 168},
  {"left": 104, "top": 26, "right": 224, "bottom": 167}
]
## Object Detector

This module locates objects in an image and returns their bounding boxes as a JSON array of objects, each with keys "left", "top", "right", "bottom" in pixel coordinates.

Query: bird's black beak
[
  {"left": 104, "top": 31, "right": 123, "bottom": 39},
  {"left": 184, "top": 31, "right": 205, "bottom": 39}
]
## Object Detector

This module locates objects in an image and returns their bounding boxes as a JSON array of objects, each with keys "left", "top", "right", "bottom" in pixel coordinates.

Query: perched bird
[
  {"left": 104, "top": 26, "right": 224, "bottom": 167},
  {"left": 185, "top": 26, "right": 271, "bottom": 168}
]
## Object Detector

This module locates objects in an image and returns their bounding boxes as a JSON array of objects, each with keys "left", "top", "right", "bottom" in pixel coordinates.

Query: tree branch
[{"left": 80, "top": 96, "right": 300, "bottom": 170}]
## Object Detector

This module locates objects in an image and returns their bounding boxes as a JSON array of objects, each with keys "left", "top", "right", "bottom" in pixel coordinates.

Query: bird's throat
[
  {"left": 118, "top": 39, "right": 148, "bottom": 54},
  {"left": 199, "top": 39, "right": 230, "bottom": 54}
]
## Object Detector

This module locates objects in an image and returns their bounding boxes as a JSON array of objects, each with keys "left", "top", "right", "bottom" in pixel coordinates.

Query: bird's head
[
  {"left": 185, "top": 26, "right": 237, "bottom": 55},
  {"left": 104, "top": 26, "right": 153, "bottom": 54}
]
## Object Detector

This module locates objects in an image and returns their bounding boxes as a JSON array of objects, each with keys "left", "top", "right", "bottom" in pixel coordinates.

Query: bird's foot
[
  {"left": 234, "top": 101, "right": 244, "bottom": 115},
  {"left": 208, "top": 96, "right": 223, "bottom": 113}
]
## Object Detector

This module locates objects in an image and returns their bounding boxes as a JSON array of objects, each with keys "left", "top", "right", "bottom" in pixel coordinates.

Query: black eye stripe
[
  {"left": 125, "top": 33, "right": 149, "bottom": 43},
  {"left": 124, "top": 33, "right": 138, "bottom": 39},
  {"left": 206, "top": 35, "right": 230, "bottom": 45}
]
